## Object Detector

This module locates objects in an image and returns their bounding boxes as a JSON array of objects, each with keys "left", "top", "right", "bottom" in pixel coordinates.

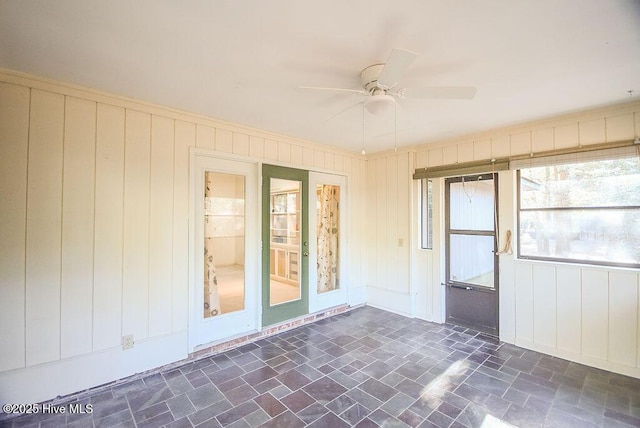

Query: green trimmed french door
[{"left": 262, "top": 165, "right": 309, "bottom": 326}]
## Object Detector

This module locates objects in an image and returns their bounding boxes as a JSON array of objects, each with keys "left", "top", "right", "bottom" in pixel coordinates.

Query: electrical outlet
[{"left": 122, "top": 334, "right": 134, "bottom": 350}]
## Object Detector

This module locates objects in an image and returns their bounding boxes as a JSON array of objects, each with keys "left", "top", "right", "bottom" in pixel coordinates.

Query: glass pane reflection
[
  {"left": 449, "top": 234, "right": 494, "bottom": 288},
  {"left": 270, "top": 178, "right": 301, "bottom": 305},
  {"left": 204, "top": 172, "right": 245, "bottom": 317}
]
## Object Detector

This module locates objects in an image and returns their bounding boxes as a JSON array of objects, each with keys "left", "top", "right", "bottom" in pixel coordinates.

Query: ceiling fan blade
[
  {"left": 299, "top": 86, "right": 367, "bottom": 95},
  {"left": 406, "top": 86, "right": 477, "bottom": 99},
  {"left": 322, "top": 101, "right": 364, "bottom": 124},
  {"left": 376, "top": 48, "right": 418, "bottom": 89}
]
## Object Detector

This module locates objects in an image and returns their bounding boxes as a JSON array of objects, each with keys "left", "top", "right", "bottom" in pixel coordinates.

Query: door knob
[{"left": 303, "top": 251, "right": 309, "bottom": 256}]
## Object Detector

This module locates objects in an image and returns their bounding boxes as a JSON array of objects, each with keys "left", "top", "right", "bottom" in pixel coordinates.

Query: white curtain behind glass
[
  {"left": 317, "top": 185, "right": 339, "bottom": 293},
  {"left": 204, "top": 173, "right": 221, "bottom": 316}
]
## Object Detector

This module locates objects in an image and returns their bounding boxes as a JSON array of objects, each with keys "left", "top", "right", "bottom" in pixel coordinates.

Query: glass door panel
[
  {"left": 449, "top": 178, "right": 495, "bottom": 231},
  {"left": 316, "top": 184, "right": 340, "bottom": 294},
  {"left": 449, "top": 234, "right": 495, "bottom": 288},
  {"left": 269, "top": 178, "right": 302, "bottom": 305},
  {"left": 204, "top": 172, "right": 246, "bottom": 317}
]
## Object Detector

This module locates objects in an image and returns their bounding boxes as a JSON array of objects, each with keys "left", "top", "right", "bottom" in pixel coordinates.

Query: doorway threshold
[{"left": 190, "top": 304, "right": 355, "bottom": 359}]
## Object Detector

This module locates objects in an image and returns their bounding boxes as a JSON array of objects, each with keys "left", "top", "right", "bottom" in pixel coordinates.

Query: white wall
[
  {"left": 366, "top": 99, "right": 640, "bottom": 379},
  {"left": 362, "top": 152, "right": 413, "bottom": 316},
  {"left": 0, "top": 70, "right": 367, "bottom": 404}
]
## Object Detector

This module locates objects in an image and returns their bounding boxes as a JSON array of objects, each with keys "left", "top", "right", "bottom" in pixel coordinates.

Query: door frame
[
  {"left": 444, "top": 172, "right": 499, "bottom": 335},
  {"left": 188, "top": 149, "right": 260, "bottom": 351}
]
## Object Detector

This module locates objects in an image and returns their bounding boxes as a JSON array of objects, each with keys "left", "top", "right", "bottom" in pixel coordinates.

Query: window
[
  {"left": 421, "top": 179, "right": 433, "bottom": 249},
  {"left": 517, "top": 157, "right": 640, "bottom": 268}
]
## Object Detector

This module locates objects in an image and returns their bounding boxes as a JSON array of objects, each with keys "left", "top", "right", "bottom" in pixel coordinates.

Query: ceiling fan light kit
[{"left": 364, "top": 93, "right": 395, "bottom": 114}]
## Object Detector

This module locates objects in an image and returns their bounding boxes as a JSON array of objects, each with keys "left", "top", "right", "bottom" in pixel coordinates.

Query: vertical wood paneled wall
[
  {"left": 363, "top": 152, "right": 414, "bottom": 315},
  {"left": 0, "top": 71, "right": 366, "bottom": 394},
  {"left": 413, "top": 102, "right": 640, "bottom": 169},
  {"left": 405, "top": 100, "right": 640, "bottom": 378},
  {"left": 508, "top": 263, "right": 640, "bottom": 376}
]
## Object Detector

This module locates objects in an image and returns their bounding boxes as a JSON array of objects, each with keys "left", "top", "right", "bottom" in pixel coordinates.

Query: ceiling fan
[{"left": 300, "top": 48, "right": 477, "bottom": 118}]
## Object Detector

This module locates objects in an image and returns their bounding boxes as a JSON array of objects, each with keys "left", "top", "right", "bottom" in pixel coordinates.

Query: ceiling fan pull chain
[
  {"left": 361, "top": 103, "right": 366, "bottom": 155},
  {"left": 394, "top": 102, "right": 398, "bottom": 153}
]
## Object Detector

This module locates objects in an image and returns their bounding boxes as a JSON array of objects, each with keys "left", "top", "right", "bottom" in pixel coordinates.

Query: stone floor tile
[
  {"left": 502, "top": 387, "right": 529, "bottom": 407},
  {"left": 244, "top": 408, "right": 270, "bottom": 428},
  {"left": 242, "top": 367, "right": 279, "bottom": 387},
  {"left": 307, "top": 411, "right": 350, "bottom": 428},
  {"left": 427, "top": 410, "right": 454, "bottom": 427},
  {"left": 295, "top": 402, "right": 329, "bottom": 425},
  {"left": 302, "top": 376, "right": 348, "bottom": 404},
  {"left": 7, "top": 307, "right": 640, "bottom": 428},
  {"left": 382, "top": 392, "right": 416, "bottom": 417},
  {"left": 167, "top": 374, "right": 195, "bottom": 396},
  {"left": 187, "top": 400, "right": 231, "bottom": 426},
  {"left": 604, "top": 408, "right": 640, "bottom": 426},
  {"left": 253, "top": 393, "right": 286, "bottom": 418},
  {"left": 216, "top": 401, "right": 259, "bottom": 426},
  {"left": 359, "top": 377, "right": 398, "bottom": 402},
  {"left": 164, "top": 416, "right": 194, "bottom": 428},
  {"left": 327, "top": 370, "right": 361, "bottom": 390},
  {"left": 465, "top": 371, "right": 510, "bottom": 397},
  {"left": 368, "top": 408, "right": 412, "bottom": 427},
  {"left": 137, "top": 410, "right": 174, "bottom": 428},
  {"left": 166, "top": 394, "right": 196, "bottom": 420},
  {"left": 346, "top": 388, "right": 383, "bottom": 412},
  {"left": 222, "top": 386, "right": 257, "bottom": 411},
  {"left": 280, "top": 390, "right": 315, "bottom": 413},
  {"left": 93, "top": 408, "right": 135, "bottom": 428},
  {"left": 186, "top": 383, "right": 225, "bottom": 411},
  {"left": 257, "top": 410, "right": 304, "bottom": 428},
  {"left": 340, "top": 403, "right": 370, "bottom": 426},
  {"left": 276, "top": 368, "right": 312, "bottom": 391}
]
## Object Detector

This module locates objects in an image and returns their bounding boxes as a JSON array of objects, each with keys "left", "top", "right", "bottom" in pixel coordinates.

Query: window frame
[
  {"left": 516, "top": 166, "right": 640, "bottom": 269},
  {"left": 420, "top": 179, "right": 433, "bottom": 250}
]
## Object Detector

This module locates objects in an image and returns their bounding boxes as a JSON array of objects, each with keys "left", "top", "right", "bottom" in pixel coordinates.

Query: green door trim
[{"left": 262, "top": 164, "right": 309, "bottom": 326}]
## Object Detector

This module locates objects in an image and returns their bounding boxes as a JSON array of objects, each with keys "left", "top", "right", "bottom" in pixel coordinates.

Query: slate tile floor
[{"left": 6, "top": 306, "right": 640, "bottom": 427}]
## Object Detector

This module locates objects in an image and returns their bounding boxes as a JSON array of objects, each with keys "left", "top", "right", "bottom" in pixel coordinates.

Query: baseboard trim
[{"left": 0, "top": 304, "right": 357, "bottom": 422}]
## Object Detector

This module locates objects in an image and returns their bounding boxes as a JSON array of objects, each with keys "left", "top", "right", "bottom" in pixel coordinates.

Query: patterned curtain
[
  {"left": 317, "top": 185, "right": 339, "bottom": 293},
  {"left": 204, "top": 173, "right": 221, "bottom": 316}
]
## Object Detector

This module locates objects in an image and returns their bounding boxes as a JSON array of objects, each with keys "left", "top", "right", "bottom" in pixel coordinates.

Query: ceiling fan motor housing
[{"left": 360, "top": 64, "right": 386, "bottom": 92}]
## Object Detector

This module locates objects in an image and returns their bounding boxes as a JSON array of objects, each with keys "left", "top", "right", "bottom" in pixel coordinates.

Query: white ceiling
[{"left": 1, "top": 1, "right": 639, "bottom": 154}]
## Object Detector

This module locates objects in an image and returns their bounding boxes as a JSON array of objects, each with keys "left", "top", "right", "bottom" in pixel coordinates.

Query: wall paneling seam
[
  {"left": 91, "top": 101, "right": 98, "bottom": 352},
  {"left": 58, "top": 95, "right": 66, "bottom": 360},
  {"left": 22, "top": 87, "right": 32, "bottom": 368}
]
